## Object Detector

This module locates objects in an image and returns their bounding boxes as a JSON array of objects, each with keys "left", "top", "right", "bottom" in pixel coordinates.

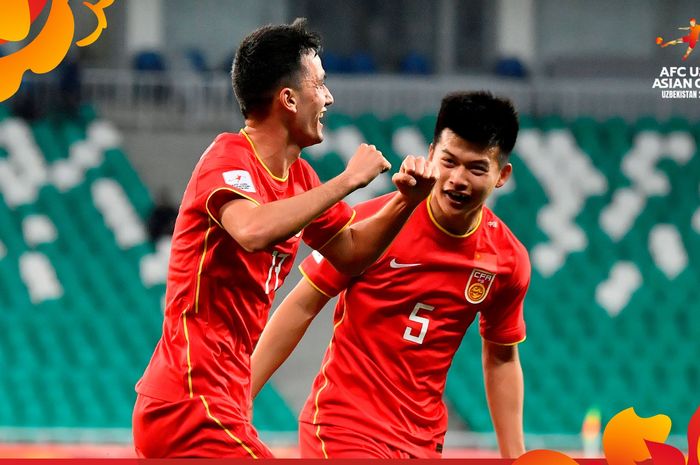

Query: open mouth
[{"left": 444, "top": 190, "right": 469, "bottom": 204}]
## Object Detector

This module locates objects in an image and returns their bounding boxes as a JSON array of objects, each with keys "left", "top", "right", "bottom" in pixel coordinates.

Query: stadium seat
[
  {"left": 0, "top": 106, "right": 297, "bottom": 434},
  {"left": 1, "top": 107, "right": 698, "bottom": 442}
]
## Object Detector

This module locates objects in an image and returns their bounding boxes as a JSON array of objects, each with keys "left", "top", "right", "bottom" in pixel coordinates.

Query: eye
[{"left": 442, "top": 158, "right": 455, "bottom": 167}]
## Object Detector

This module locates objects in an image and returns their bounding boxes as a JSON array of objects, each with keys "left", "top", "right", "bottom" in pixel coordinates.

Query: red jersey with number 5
[
  {"left": 136, "top": 131, "right": 354, "bottom": 422},
  {"left": 298, "top": 192, "right": 529, "bottom": 457}
]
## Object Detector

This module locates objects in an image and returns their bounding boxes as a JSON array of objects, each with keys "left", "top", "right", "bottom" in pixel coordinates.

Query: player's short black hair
[
  {"left": 232, "top": 18, "right": 321, "bottom": 118},
  {"left": 433, "top": 91, "right": 519, "bottom": 166}
]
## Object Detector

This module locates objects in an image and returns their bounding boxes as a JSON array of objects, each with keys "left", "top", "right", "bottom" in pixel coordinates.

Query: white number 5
[{"left": 403, "top": 302, "right": 435, "bottom": 344}]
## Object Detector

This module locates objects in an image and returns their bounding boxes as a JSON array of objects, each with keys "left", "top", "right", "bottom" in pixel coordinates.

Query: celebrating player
[
  {"left": 251, "top": 91, "right": 529, "bottom": 458},
  {"left": 132, "top": 19, "right": 437, "bottom": 458}
]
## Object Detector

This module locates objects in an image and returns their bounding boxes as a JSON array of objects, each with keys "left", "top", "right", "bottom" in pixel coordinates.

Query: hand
[
  {"left": 392, "top": 155, "right": 438, "bottom": 205},
  {"left": 343, "top": 144, "right": 391, "bottom": 189}
]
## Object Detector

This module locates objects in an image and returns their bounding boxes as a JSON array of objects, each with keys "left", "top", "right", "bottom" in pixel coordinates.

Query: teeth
[{"left": 447, "top": 192, "right": 467, "bottom": 201}]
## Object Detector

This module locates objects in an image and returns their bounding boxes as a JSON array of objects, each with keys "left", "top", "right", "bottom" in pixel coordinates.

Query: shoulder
[
  {"left": 201, "top": 133, "right": 256, "bottom": 167},
  {"left": 482, "top": 207, "right": 530, "bottom": 280}
]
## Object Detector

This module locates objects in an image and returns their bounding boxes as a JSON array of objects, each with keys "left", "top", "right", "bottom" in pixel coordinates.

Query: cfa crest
[{"left": 465, "top": 268, "right": 496, "bottom": 304}]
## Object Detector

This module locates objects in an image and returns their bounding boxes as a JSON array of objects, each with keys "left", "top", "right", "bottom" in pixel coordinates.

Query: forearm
[
  {"left": 250, "top": 280, "right": 328, "bottom": 398},
  {"left": 321, "top": 193, "right": 419, "bottom": 275},
  {"left": 483, "top": 351, "right": 525, "bottom": 458},
  {"left": 224, "top": 171, "right": 360, "bottom": 252}
]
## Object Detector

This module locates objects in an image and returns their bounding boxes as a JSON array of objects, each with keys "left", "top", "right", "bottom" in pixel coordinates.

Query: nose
[
  {"left": 448, "top": 167, "right": 469, "bottom": 191},
  {"left": 325, "top": 85, "right": 334, "bottom": 107}
]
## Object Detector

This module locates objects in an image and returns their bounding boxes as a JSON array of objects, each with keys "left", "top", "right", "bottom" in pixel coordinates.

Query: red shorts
[
  {"left": 299, "top": 421, "right": 436, "bottom": 459},
  {"left": 682, "top": 35, "right": 698, "bottom": 48},
  {"left": 132, "top": 393, "right": 273, "bottom": 458}
]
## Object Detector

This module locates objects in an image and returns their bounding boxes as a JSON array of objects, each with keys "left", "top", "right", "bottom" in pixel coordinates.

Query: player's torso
[
  {"left": 303, "top": 204, "right": 518, "bottom": 451},
  {"left": 169, "top": 137, "right": 310, "bottom": 342},
  {"left": 341, "top": 206, "right": 512, "bottom": 393},
  {"left": 139, "top": 134, "right": 311, "bottom": 402}
]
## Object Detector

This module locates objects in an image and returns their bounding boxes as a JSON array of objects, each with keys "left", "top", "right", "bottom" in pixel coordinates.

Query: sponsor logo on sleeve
[
  {"left": 465, "top": 268, "right": 496, "bottom": 304},
  {"left": 223, "top": 170, "right": 256, "bottom": 193}
]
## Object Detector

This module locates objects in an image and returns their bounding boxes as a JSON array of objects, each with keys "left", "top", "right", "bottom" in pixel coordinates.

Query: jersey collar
[
  {"left": 426, "top": 193, "right": 483, "bottom": 239},
  {"left": 240, "top": 129, "right": 289, "bottom": 182}
]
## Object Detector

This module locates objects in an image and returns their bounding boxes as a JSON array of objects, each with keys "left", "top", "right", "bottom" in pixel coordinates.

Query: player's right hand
[{"left": 344, "top": 143, "right": 391, "bottom": 189}]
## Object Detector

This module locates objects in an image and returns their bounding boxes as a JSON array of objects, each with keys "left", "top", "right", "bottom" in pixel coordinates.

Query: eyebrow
[{"left": 441, "top": 148, "right": 491, "bottom": 165}]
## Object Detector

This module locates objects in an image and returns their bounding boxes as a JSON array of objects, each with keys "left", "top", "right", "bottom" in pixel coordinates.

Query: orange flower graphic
[{"left": 0, "top": 0, "right": 114, "bottom": 102}]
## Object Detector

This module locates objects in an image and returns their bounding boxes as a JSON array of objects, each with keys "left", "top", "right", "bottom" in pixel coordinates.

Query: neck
[
  {"left": 242, "top": 120, "right": 302, "bottom": 180},
  {"left": 428, "top": 194, "right": 482, "bottom": 237}
]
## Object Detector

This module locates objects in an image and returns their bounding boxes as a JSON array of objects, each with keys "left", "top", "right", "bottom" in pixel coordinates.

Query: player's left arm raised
[
  {"left": 319, "top": 155, "right": 438, "bottom": 276},
  {"left": 482, "top": 340, "right": 525, "bottom": 458}
]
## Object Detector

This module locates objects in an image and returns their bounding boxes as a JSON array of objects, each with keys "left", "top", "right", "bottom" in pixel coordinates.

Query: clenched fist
[
  {"left": 343, "top": 143, "right": 391, "bottom": 189},
  {"left": 392, "top": 155, "right": 439, "bottom": 205}
]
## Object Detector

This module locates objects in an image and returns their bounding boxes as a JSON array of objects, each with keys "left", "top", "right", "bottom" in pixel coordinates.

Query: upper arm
[
  {"left": 219, "top": 197, "right": 260, "bottom": 249},
  {"left": 483, "top": 339, "right": 519, "bottom": 366},
  {"left": 311, "top": 194, "right": 393, "bottom": 274},
  {"left": 285, "top": 277, "right": 333, "bottom": 319}
]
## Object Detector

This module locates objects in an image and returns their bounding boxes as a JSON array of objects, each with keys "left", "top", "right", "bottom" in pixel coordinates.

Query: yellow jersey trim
[
  {"left": 316, "top": 210, "right": 356, "bottom": 252},
  {"left": 205, "top": 187, "right": 260, "bottom": 229},
  {"left": 299, "top": 266, "right": 334, "bottom": 299},
  {"left": 195, "top": 219, "right": 214, "bottom": 314},
  {"left": 199, "top": 395, "right": 259, "bottom": 458},
  {"left": 312, "top": 301, "right": 348, "bottom": 458},
  {"left": 426, "top": 193, "right": 483, "bottom": 238},
  {"left": 240, "top": 129, "right": 288, "bottom": 182},
  {"left": 181, "top": 306, "right": 194, "bottom": 398},
  {"left": 483, "top": 335, "right": 527, "bottom": 346}
]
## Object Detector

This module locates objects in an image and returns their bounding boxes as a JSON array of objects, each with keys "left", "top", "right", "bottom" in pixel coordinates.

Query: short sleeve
[
  {"left": 299, "top": 250, "right": 352, "bottom": 298},
  {"left": 479, "top": 252, "right": 530, "bottom": 345},
  {"left": 196, "top": 138, "right": 264, "bottom": 228}
]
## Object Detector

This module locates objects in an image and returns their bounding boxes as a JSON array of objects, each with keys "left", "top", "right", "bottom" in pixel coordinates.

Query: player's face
[
  {"left": 429, "top": 128, "right": 512, "bottom": 227},
  {"left": 292, "top": 52, "right": 334, "bottom": 148}
]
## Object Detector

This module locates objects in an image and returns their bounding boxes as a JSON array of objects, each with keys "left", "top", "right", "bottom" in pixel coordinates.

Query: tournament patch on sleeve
[{"left": 222, "top": 170, "right": 256, "bottom": 193}]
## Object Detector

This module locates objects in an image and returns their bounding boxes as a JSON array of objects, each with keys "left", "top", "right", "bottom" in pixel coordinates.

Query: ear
[
  {"left": 495, "top": 163, "right": 512, "bottom": 188},
  {"left": 428, "top": 143, "right": 435, "bottom": 162},
  {"left": 278, "top": 87, "right": 297, "bottom": 113}
]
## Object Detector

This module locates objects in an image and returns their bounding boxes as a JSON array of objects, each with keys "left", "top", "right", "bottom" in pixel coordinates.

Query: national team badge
[{"left": 465, "top": 268, "right": 496, "bottom": 304}]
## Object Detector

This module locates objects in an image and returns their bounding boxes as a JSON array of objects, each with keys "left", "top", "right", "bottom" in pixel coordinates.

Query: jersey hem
[
  {"left": 482, "top": 334, "right": 527, "bottom": 346},
  {"left": 205, "top": 187, "right": 260, "bottom": 229},
  {"left": 299, "top": 266, "right": 335, "bottom": 298},
  {"left": 315, "top": 209, "right": 357, "bottom": 252}
]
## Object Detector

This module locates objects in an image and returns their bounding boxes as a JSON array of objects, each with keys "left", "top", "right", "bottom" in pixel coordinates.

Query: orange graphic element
[
  {"left": 513, "top": 449, "right": 580, "bottom": 465},
  {"left": 76, "top": 0, "right": 115, "bottom": 47},
  {"left": 509, "top": 407, "right": 700, "bottom": 465},
  {"left": 0, "top": 0, "right": 75, "bottom": 102},
  {"left": 602, "top": 407, "right": 672, "bottom": 465},
  {"left": 0, "top": 0, "right": 31, "bottom": 42},
  {"left": 0, "top": 0, "right": 114, "bottom": 102},
  {"left": 0, "top": 0, "right": 48, "bottom": 45},
  {"left": 657, "top": 18, "right": 700, "bottom": 61}
]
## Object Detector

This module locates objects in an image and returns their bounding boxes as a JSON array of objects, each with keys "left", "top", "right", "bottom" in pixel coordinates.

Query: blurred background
[{"left": 0, "top": 0, "right": 698, "bottom": 458}]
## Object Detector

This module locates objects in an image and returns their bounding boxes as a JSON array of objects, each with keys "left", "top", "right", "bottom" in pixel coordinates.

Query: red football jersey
[
  {"left": 136, "top": 131, "right": 354, "bottom": 419},
  {"left": 298, "top": 192, "right": 529, "bottom": 457}
]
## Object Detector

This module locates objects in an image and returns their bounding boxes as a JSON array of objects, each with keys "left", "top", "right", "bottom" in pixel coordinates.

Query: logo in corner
[
  {"left": 0, "top": 0, "right": 115, "bottom": 102},
  {"left": 465, "top": 268, "right": 495, "bottom": 304},
  {"left": 656, "top": 17, "right": 699, "bottom": 61}
]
